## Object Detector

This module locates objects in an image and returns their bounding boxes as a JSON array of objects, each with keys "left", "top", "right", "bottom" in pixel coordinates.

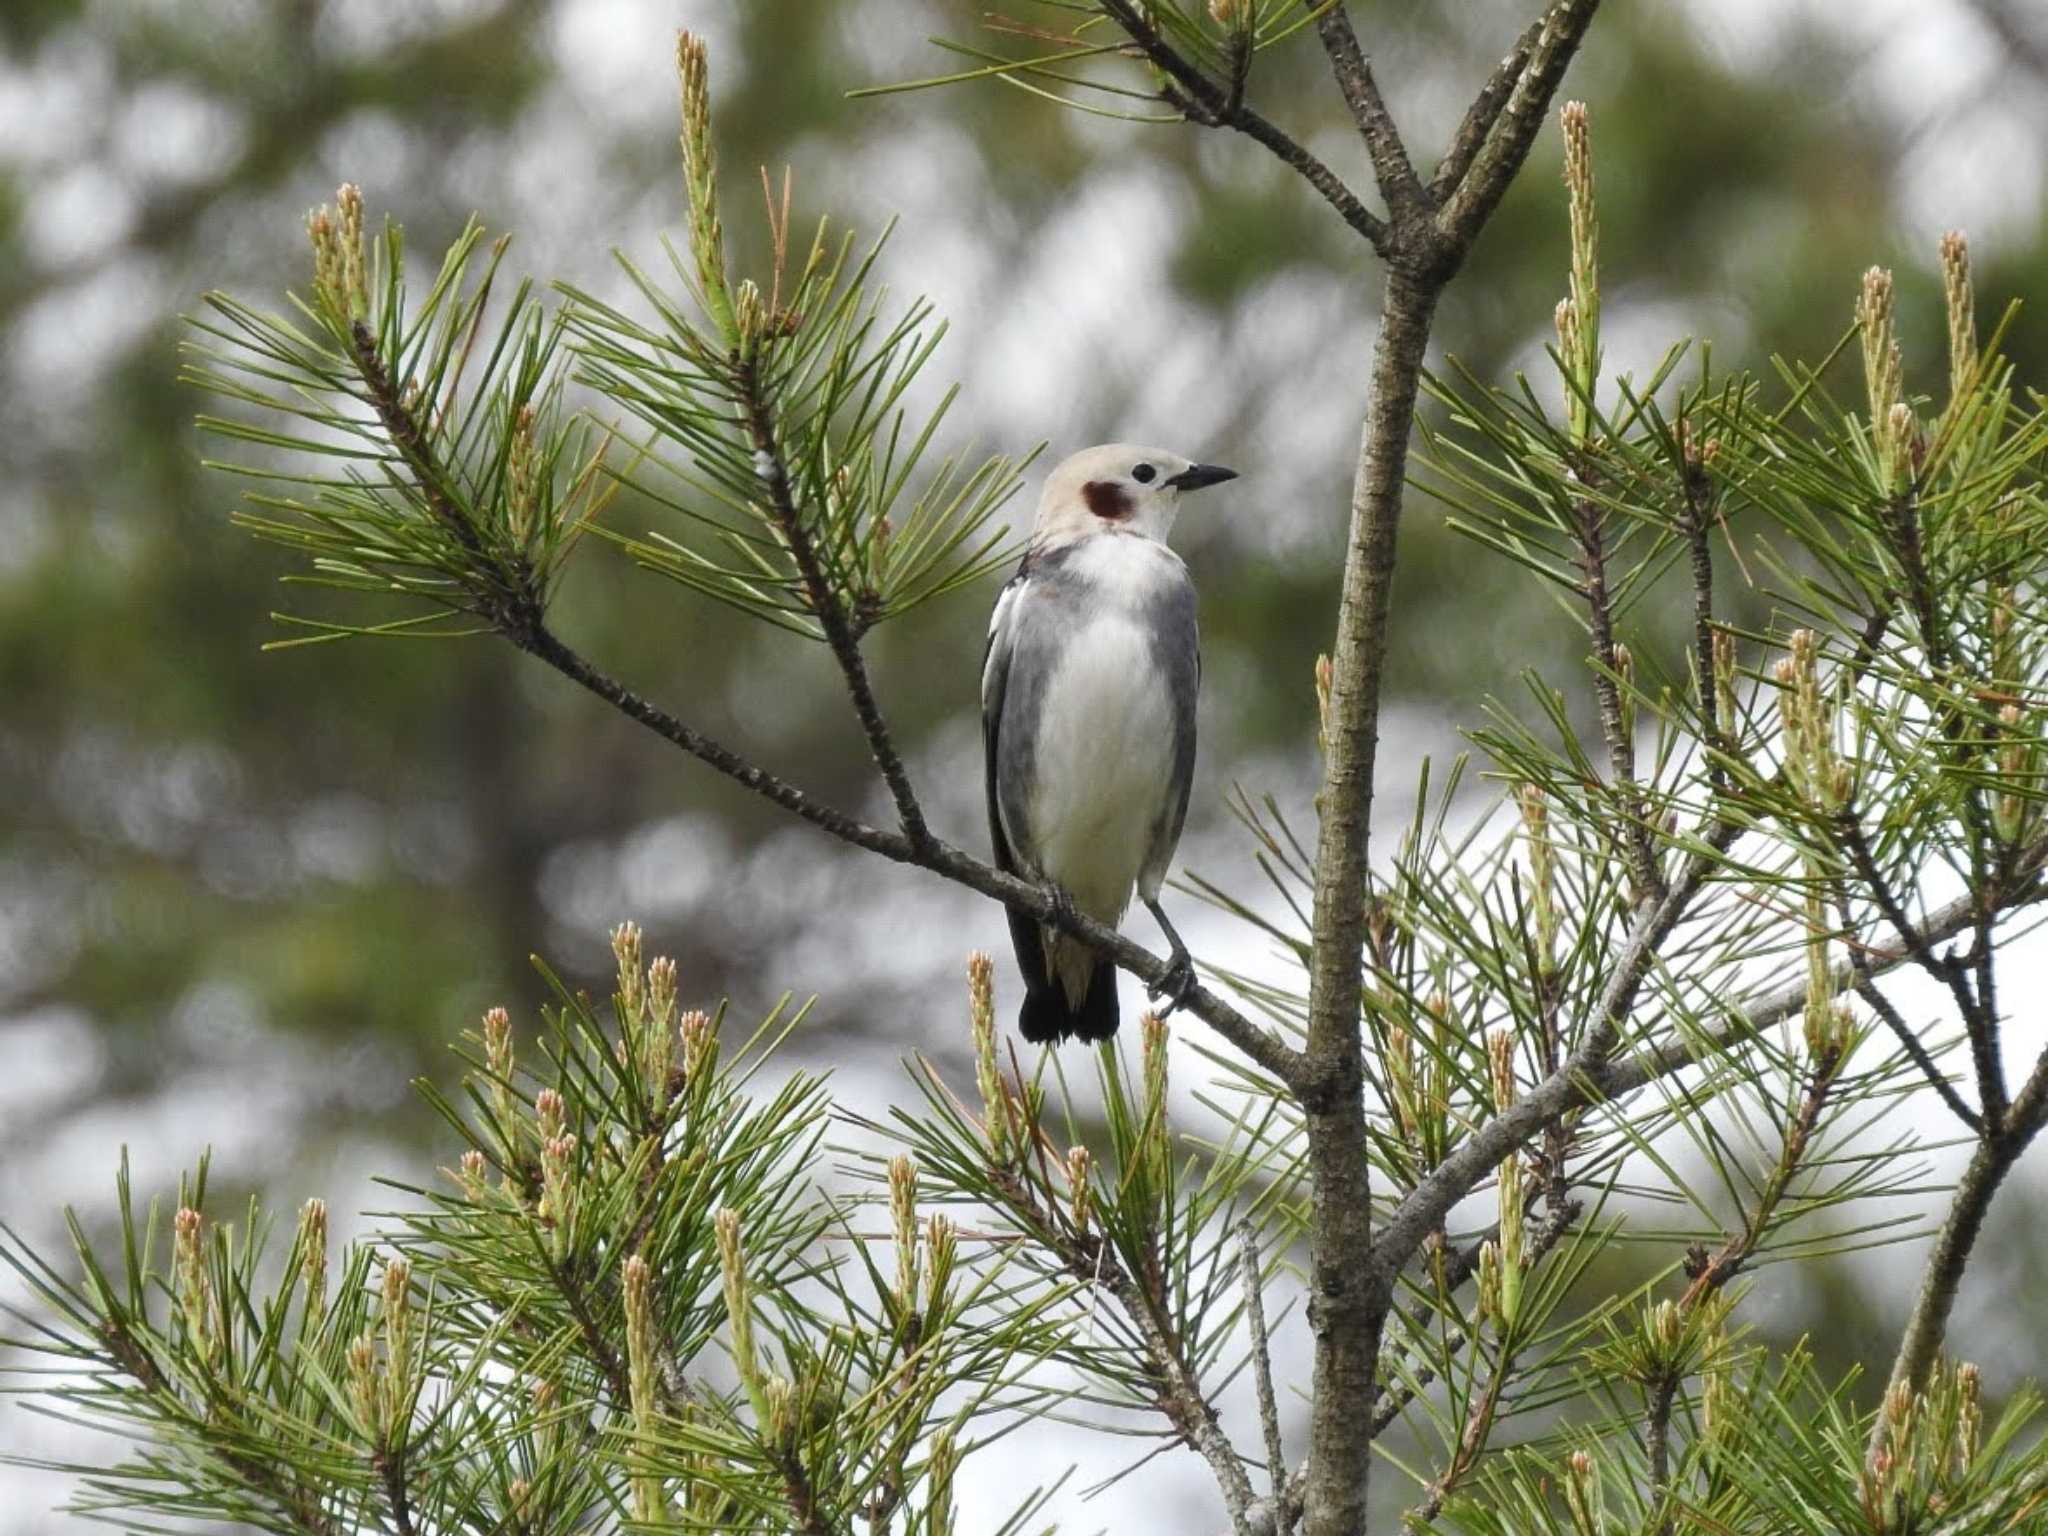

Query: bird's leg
[{"left": 1143, "top": 896, "right": 1197, "bottom": 1017}]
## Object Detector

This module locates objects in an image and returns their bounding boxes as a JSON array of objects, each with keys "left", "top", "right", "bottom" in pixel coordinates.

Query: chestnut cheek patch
[{"left": 1082, "top": 480, "right": 1133, "bottom": 521}]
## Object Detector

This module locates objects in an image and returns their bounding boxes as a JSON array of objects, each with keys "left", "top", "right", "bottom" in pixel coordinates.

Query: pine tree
[{"left": 11, "top": 8, "right": 2048, "bottom": 1533}]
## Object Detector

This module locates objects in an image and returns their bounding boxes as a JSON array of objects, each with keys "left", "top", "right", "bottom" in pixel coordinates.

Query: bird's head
[{"left": 1031, "top": 442, "right": 1237, "bottom": 549}]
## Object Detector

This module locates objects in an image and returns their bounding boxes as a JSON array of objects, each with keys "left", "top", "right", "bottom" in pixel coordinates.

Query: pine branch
[
  {"left": 1372, "top": 833, "right": 2048, "bottom": 1290},
  {"left": 1575, "top": 488, "right": 1662, "bottom": 901},
  {"left": 514, "top": 621, "right": 1303, "bottom": 1083},
  {"left": 1093, "top": 0, "right": 1393, "bottom": 258},
  {"left": 1308, "top": 5, "right": 1426, "bottom": 215},
  {"left": 733, "top": 356, "right": 931, "bottom": 851},
  {"left": 1835, "top": 812, "right": 2001, "bottom": 1126},
  {"left": 1428, "top": 17, "right": 1545, "bottom": 202},
  {"left": 1238, "top": 1222, "right": 1287, "bottom": 1498},
  {"left": 1435, "top": 0, "right": 1603, "bottom": 255}
]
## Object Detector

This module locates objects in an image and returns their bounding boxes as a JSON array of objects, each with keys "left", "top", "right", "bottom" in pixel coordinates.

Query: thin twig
[
  {"left": 1644, "top": 1371, "right": 1679, "bottom": 1520},
  {"left": 517, "top": 617, "right": 1302, "bottom": 1079},
  {"left": 376, "top": 1448, "right": 418, "bottom": 1536},
  {"left": 1835, "top": 890, "right": 1982, "bottom": 1132},
  {"left": 1095, "top": 0, "right": 1393, "bottom": 257},
  {"left": 734, "top": 359, "right": 932, "bottom": 852},
  {"left": 1238, "top": 1222, "right": 1287, "bottom": 1498},
  {"left": 995, "top": 1165, "right": 1262, "bottom": 1535},
  {"left": 1367, "top": 1198, "right": 1581, "bottom": 1439},
  {"left": 1576, "top": 489, "right": 1663, "bottom": 901},
  {"left": 1835, "top": 813, "right": 2000, "bottom": 1126}
]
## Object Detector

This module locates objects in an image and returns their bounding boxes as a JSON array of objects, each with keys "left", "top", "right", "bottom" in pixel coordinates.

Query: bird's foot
[
  {"left": 1148, "top": 946, "right": 1198, "bottom": 1018},
  {"left": 1041, "top": 881, "right": 1082, "bottom": 930}
]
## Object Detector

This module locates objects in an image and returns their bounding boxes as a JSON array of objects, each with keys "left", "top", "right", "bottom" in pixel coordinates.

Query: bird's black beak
[{"left": 1164, "top": 463, "right": 1238, "bottom": 492}]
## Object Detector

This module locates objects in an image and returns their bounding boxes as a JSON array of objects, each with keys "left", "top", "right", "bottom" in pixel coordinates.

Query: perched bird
[{"left": 981, "top": 443, "right": 1236, "bottom": 1043}]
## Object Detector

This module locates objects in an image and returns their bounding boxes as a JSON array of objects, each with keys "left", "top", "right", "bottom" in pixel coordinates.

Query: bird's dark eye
[{"left": 1132, "top": 463, "right": 1157, "bottom": 484}]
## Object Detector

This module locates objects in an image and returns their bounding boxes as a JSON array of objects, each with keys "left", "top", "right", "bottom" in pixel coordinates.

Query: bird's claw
[
  {"left": 1042, "top": 882, "right": 1082, "bottom": 930},
  {"left": 1149, "top": 949, "right": 1198, "bottom": 1018}
]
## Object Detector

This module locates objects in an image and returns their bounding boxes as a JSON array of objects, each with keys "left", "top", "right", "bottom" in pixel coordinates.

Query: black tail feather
[{"left": 1018, "top": 958, "right": 1119, "bottom": 1044}]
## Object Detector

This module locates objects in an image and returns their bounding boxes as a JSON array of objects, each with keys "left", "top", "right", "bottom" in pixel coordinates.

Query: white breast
[{"left": 1022, "top": 536, "right": 1182, "bottom": 924}]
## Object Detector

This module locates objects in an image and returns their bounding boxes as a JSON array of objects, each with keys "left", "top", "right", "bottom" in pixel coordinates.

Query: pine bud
[
  {"left": 612, "top": 923, "right": 646, "bottom": 1019},
  {"left": 1712, "top": 630, "right": 1740, "bottom": 743},
  {"left": 506, "top": 404, "right": 540, "bottom": 547},
  {"left": 928, "top": 1426, "right": 961, "bottom": 1536},
  {"left": 1613, "top": 641, "right": 1635, "bottom": 739},
  {"left": 1558, "top": 101, "right": 1600, "bottom": 444},
  {"left": 1517, "top": 784, "right": 1558, "bottom": 970},
  {"left": 308, "top": 184, "right": 370, "bottom": 322},
  {"left": 762, "top": 1373, "right": 794, "bottom": 1443},
  {"left": 1487, "top": 1028, "right": 1516, "bottom": 1115},
  {"left": 1857, "top": 267, "right": 1908, "bottom": 487},
  {"left": 679, "top": 1007, "right": 717, "bottom": 1087},
  {"left": 648, "top": 955, "right": 678, "bottom": 1029},
  {"left": 536, "top": 1087, "right": 566, "bottom": 1142},
  {"left": 1555, "top": 296, "right": 1580, "bottom": 359},
  {"left": 1477, "top": 1239, "right": 1502, "bottom": 1325},
  {"left": 348, "top": 1329, "right": 381, "bottom": 1439},
  {"left": 1940, "top": 229, "right": 1977, "bottom": 405},
  {"left": 1652, "top": 1297, "right": 1681, "bottom": 1353},
  {"left": 715, "top": 1209, "right": 764, "bottom": 1411},
  {"left": 1498, "top": 1157, "right": 1526, "bottom": 1325},
  {"left": 967, "top": 951, "right": 1011, "bottom": 1161},
  {"left": 1066, "top": 1145, "right": 1094, "bottom": 1230},
  {"left": 540, "top": 1133, "right": 578, "bottom": 1258},
  {"left": 624, "top": 1255, "right": 661, "bottom": 1520},
  {"left": 1141, "top": 1011, "right": 1171, "bottom": 1205},
  {"left": 1564, "top": 1448, "right": 1600, "bottom": 1531},
  {"left": 889, "top": 1155, "right": 920, "bottom": 1313},
  {"left": 297, "top": 1198, "right": 328, "bottom": 1325},
  {"left": 1956, "top": 1360, "right": 1982, "bottom": 1472},
  {"left": 381, "top": 1256, "right": 414, "bottom": 1434},
  {"left": 675, "top": 32, "right": 734, "bottom": 341},
  {"left": 924, "top": 1213, "right": 956, "bottom": 1317},
  {"left": 335, "top": 183, "right": 367, "bottom": 320},
  {"left": 455, "top": 1147, "right": 489, "bottom": 1199},
  {"left": 174, "top": 1207, "right": 213, "bottom": 1363}
]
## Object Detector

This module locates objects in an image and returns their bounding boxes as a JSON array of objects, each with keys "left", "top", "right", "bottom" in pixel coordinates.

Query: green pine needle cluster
[{"left": 1, "top": 931, "right": 1081, "bottom": 1536}]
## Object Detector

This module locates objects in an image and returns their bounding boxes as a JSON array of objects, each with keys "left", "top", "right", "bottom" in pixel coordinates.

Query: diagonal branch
[
  {"left": 1094, "top": 0, "right": 1392, "bottom": 257},
  {"left": 733, "top": 358, "right": 931, "bottom": 851},
  {"left": 508, "top": 622, "right": 1305, "bottom": 1085},
  {"left": 993, "top": 1164, "right": 1261, "bottom": 1534},
  {"left": 1309, "top": 5, "right": 1426, "bottom": 215},
  {"left": 1836, "top": 813, "right": 2002, "bottom": 1127},
  {"left": 1428, "top": 17, "right": 1546, "bottom": 203},
  {"left": 1435, "top": 0, "right": 1603, "bottom": 254},
  {"left": 1835, "top": 888, "right": 1981, "bottom": 1132},
  {"left": 1238, "top": 1221, "right": 1288, "bottom": 1499}
]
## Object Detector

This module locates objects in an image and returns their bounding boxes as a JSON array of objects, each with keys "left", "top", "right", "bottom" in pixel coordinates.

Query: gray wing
[
  {"left": 982, "top": 568, "right": 1050, "bottom": 996},
  {"left": 1137, "top": 566, "right": 1199, "bottom": 900}
]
